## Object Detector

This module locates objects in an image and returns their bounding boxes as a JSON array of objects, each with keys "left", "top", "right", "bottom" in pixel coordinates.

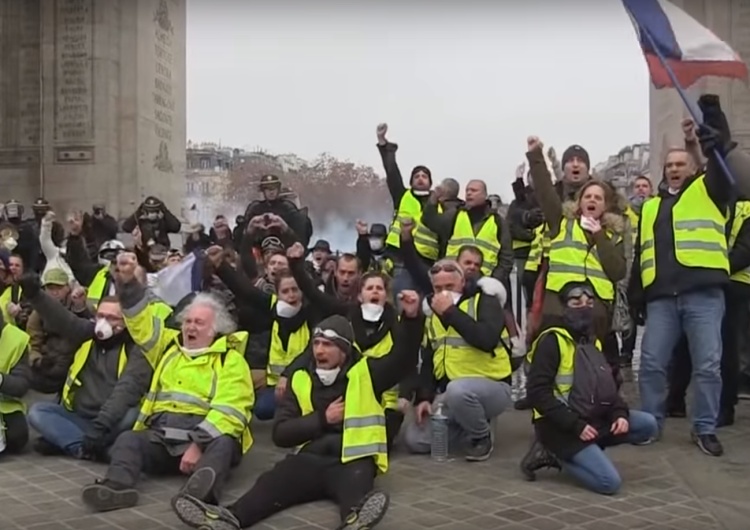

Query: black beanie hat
[
  {"left": 562, "top": 145, "right": 590, "bottom": 170},
  {"left": 410, "top": 165, "right": 432, "bottom": 185},
  {"left": 314, "top": 315, "right": 354, "bottom": 354}
]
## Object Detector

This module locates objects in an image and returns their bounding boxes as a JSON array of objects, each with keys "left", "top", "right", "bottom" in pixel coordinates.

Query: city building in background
[
  {"left": 184, "top": 141, "right": 234, "bottom": 224},
  {"left": 593, "top": 142, "right": 651, "bottom": 197}
]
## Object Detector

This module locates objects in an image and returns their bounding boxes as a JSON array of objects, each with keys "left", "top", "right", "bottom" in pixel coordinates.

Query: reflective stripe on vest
[
  {"left": 427, "top": 294, "right": 512, "bottom": 381},
  {"left": 445, "top": 211, "right": 501, "bottom": 276},
  {"left": 546, "top": 218, "right": 616, "bottom": 301},
  {"left": 639, "top": 175, "right": 728, "bottom": 288},
  {"left": 729, "top": 201, "right": 750, "bottom": 284},
  {"left": 526, "top": 327, "right": 601, "bottom": 420},
  {"left": 524, "top": 224, "right": 547, "bottom": 273},
  {"left": 0, "top": 325, "right": 30, "bottom": 415},
  {"left": 86, "top": 267, "right": 111, "bottom": 309},
  {"left": 291, "top": 360, "right": 389, "bottom": 473},
  {"left": 386, "top": 191, "right": 440, "bottom": 260},
  {"left": 61, "top": 341, "right": 128, "bottom": 411},
  {"left": 266, "top": 295, "right": 310, "bottom": 386}
]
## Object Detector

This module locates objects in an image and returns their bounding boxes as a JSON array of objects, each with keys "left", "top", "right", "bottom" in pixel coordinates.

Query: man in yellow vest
[
  {"left": 423, "top": 179, "right": 514, "bottom": 286},
  {"left": 0, "top": 306, "right": 31, "bottom": 455},
  {"left": 402, "top": 259, "right": 513, "bottom": 462},
  {"left": 630, "top": 95, "right": 747, "bottom": 458},
  {"left": 376, "top": 123, "right": 441, "bottom": 297},
  {"left": 171, "top": 302, "right": 424, "bottom": 530},
  {"left": 81, "top": 252, "right": 254, "bottom": 513},
  {"left": 22, "top": 271, "right": 151, "bottom": 460}
]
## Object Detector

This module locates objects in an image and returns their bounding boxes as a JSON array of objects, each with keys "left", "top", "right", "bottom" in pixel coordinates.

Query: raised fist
[
  {"left": 681, "top": 118, "right": 697, "bottom": 142},
  {"left": 376, "top": 123, "right": 388, "bottom": 145},
  {"left": 205, "top": 245, "right": 224, "bottom": 268},
  {"left": 527, "top": 136, "right": 543, "bottom": 152},
  {"left": 398, "top": 290, "right": 420, "bottom": 317},
  {"left": 356, "top": 219, "right": 369, "bottom": 236},
  {"left": 287, "top": 242, "right": 305, "bottom": 260},
  {"left": 67, "top": 211, "right": 83, "bottom": 236},
  {"left": 116, "top": 252, "right": 138, "bottom": 281}
]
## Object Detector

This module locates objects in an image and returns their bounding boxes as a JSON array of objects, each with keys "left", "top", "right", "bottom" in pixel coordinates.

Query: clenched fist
[
  {"left": 527, "top": 136, "right": 543, "bottom": 152},
  {"left": 287, "top": 242, "right": 305, "bottom": 260},
  {"left": 376, "top": 123, "right": 388, "bottom": 145}
]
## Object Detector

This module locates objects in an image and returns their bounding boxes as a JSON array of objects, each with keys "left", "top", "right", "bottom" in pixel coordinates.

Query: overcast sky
[{"left": 185, "top": 0, "right": 649, "bottom": 199}]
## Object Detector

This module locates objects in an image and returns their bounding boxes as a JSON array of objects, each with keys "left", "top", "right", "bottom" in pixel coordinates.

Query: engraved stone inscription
[
  {"left": 54, "top": 0, "right": 94, "bottom": 144},
  {"left": 731, "top": 0, "right": 750, "bottom": 134},
  {"left": 153, "top": 0, "right": 175, "bottom": 172},
  {"left": 0, "top": 0, "right": 41, "bottom": 150}
]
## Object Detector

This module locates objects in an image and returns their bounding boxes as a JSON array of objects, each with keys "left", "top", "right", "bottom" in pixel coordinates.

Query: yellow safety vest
[
  {"left": 367, "top": 256, "right": 394, "bottom": 277},
  {"left": 0, "top": 284, "right": 22, "bottom": 327},
  {"left": 267, "top": 295, "right": 310, "bottom": 386},
  {"left": 152, "top": 300, "right": 173, "bottom": 321},
  {"left": 357, "top": 329, "right": 398, "bottom": 410},
  {"left": 133, "top": 333, "right": 255, "bottom": 454},
  {"left": 640, "top": 175, "right": 728, "bottom": 288},
  {"left": 512, "top": 240, "right": 531, "bottom": 251},
  {"left": 0, "top": 324, "right": 30, "bottom": 415},
  {"left": 61, "top": 341, "right": 128, "bottom": 411},
  {"left": 426, "top": 294, "right": 512, "bottom": 381},
  {"left": 524, "top": 224, "right": 547, "bottom": 273},
  {"left": 290, "top": 359, "right": 388, "bottom": 473},
  {"left": 386, "top": 191, "right": 440, "bottom": 261},
  {"left": 546, "top": 218, "right": 617, "bottom": 302},
  {"left": 729, "top": 200, "right": 750, "bottom": 285},
  {"left": 625, "top": 206, "right": 639, "bottom": 245},
  {"left": 445, "top": 211, "right": 501, "bottom": 277},
  {"left": 86, "top": 267, "right": 111, "bottom": 309},
  {"left": 526, "top": 327, "right": 601, "bottom": 420}
]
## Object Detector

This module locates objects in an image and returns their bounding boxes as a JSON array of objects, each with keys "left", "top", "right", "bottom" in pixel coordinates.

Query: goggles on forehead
[
  {"left": 430, "top": 261, "right": 463, "bottom": 276},
  {"left": 566, "top": 285, "right": 595, "bottom": 300},
  {"left": 99, "top": 249, "right": 122, "bottom": 262},
  {"left": 313, "top": 327, "right": 351, "bottom": 346}
]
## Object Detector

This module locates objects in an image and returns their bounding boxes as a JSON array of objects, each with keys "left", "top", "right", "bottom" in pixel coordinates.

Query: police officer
[
  {"left": 122, "top": 196, "right": 182, "bottom": 249},
  {"left": 243, "top": 175, "right": 311, "bottom": 247}
]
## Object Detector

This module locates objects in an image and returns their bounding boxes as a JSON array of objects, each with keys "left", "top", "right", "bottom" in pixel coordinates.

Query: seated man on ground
[
  {"left": 23, "top": 272, "right": 151, "bottom": 460},
  {"left": 402, "top": 259, "right": 514, "bottom": 461},
  {"left": 171, "top": 294, "right": 424, "bottom": 530},
  {"left": 519, "top": 282, "right": 658, "bottom": 494},
  {"left": 0, "top": 311, "right": 32, "bottom": 456},
  {"left": 80, "top": 252, "right": 254, "bottom": 513}
]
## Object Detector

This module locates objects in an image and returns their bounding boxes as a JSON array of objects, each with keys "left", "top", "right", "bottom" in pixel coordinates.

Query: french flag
[{"left": 622, "top": 0, "right": 748, "bottom": 88}]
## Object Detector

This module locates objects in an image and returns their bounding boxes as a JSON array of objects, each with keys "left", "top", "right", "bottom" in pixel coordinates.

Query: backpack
[{"left": 567, "top": 342, "right": 620, "bottom": 422}]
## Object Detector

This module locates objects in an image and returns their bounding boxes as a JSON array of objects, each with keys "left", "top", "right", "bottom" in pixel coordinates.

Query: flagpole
[{"left": 639, "top": 25, "right": 736, "bottom": 185}]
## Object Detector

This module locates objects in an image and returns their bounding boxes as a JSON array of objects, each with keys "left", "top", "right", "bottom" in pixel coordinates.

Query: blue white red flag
[{"left": 622, "top": 0, "right": 748, "bottom": 88}]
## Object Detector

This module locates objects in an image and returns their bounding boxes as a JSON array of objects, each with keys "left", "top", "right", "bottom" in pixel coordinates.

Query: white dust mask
[
  {"left": 94, "top": 318, "right": 113, "bottom": 340},
  {"left": 276, "top": 300, "right": 301, "bottom": 318},
  {"left": 450, "top": 291, "right": 462, "bottom": 305},
  {"left": 412, "top": 189, "right": 430, "bottom": 197},
  {"left": 369, "top": 238, "right": 384, "bottom": 252},
  {"left": 360, "top": 303, "right": 384, "bottom": 322},
  {"left": 316, "top": 367, "right": 341, "bottom": 386}
]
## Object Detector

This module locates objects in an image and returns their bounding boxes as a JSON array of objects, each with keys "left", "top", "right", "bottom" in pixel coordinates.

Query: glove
[
  {"left": 81, "top": 424, "right": 111, "bottom": 460},
  {"left": 522, "top": 208, "right": 545, "bottom": 229},
  {"left": 697, "top": 94, "right": 733, "bottom": 156},
  {"left": 512, "top": 178, "right": 526, "bottom": 202},
  {"left": 18, "top": 273, "right": 42, "bottom": 299}
]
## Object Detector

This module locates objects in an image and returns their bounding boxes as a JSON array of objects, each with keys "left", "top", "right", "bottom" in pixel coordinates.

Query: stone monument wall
[
  {"left": 0, "top": 0, "right": 186, "bottom": 220},
  {"left": 649, "top": 0, "right": 750, "bottom": 179}
]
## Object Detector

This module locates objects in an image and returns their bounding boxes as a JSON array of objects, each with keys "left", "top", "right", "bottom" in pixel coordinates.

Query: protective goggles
[
  {"left": 430, "top": 261, "right": 463, "bottom": 276},
  {"left": 99, "top": 249, "right": 123, "bottom": 262},
  {"left": 313, "top": 327, "right": 351, "bottom": 347},
  {"left": 566, "top": 285, "right": 595, "bottom": 300}
]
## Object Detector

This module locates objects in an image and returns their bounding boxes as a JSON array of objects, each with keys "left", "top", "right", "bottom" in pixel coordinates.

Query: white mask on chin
[
  {"left": 276, "top": 300, "right": 301, "bottom": 318},
  {"left": 450, "top": 291, "right": 462, "bottom": 305},
  {"left": 360, "top": 302, "right": 384, "bottom": 322},
  {"left": 316, "top": 367, "right": 341, "bottom": 386},
  {"left": 411, "top": 189, "right": 430, "bottom": 197}
]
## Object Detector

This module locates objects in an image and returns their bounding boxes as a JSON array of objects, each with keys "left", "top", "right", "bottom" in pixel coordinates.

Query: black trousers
[
  {"left": 0, "top": 412, "right": 28, "bottom": 455},
  {"left": 385, "top": 409, "right": 404, "bottom": 453},
  {"left": 230, "top": 452, "right": 376, "bottom": 528},
  {"left": 105, "top": 430, "right": 241, "bottom": 501},
  {"left": 668, "top": 294, "right": 749, "bottom": 412}
]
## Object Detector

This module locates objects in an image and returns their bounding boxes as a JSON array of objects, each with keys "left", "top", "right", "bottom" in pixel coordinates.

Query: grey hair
[
  {"left": 177, "top": 292, "right": 237, "bottom": 336},
  {"left": 440, "top": 178, "right": 460, "bottom": 199},
  {"left": 429, "top": 258, "right": 464, "bottom": 279}
]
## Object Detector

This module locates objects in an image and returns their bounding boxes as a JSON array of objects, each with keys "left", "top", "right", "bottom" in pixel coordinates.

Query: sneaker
[
  {"left": 81, "top": 479, "right": 139, "bottom": 512},
  {"left": 465, "top": 435, "right": 493, "bottom": 462},
  {"left": 32, "top": 438, "right": 64, "bottom": 456},
  {"left": 717, "top": 408, "right": 735, "bottom": 428},
  {"left": 172, "top": 494, "right": 240, "bottom": 530},
  {"left": 181, "top": 467, "right": 217, "bottom": 501},
  {"left": 337, "top": 490, "right": 390, "bottom": 530},
  {"left": 691, "top": 432, "right": 724, "bottom": 457},
  {"left": 520, "top": 440, "right": 561, "bottom": 481}
]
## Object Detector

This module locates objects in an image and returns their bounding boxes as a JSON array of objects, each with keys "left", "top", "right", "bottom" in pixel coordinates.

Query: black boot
[
  {"left": 520, "top": 440, "right": 561, "bottom": 481},
  {"left": 717, "top": 408, "right": 735, "bottom": 428}
]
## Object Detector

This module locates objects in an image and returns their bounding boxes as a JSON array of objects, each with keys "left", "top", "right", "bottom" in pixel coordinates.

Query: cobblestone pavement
[{"left": 2, "top": 374, "right": 750, "bottom": 530}]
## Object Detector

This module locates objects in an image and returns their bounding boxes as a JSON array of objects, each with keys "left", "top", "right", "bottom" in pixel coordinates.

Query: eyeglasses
[
  {"left": 313, "top": 327, "right": 352, "bottom": 347},
  {"left": 430, "top": 261, "right": 463, "bottom": 276}
]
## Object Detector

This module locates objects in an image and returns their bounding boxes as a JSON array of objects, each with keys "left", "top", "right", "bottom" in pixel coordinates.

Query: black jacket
[
  {"left": 415, "top": 286, "right": 506, "bottom": 404},
  {"left": 244, "top": 199, "right": 311, "bottom": 248},
  {"left": 629, "top": 154, "right": 734, "bottom": 304},
  {"left": 526, "top": 327, "right": 628, "bottom": 460},
  {"left": 507, "top": 186, "right": 541, "bottom": 260},
  {"left": 272, "top": 314, "right": 423, "bottom": 453}
]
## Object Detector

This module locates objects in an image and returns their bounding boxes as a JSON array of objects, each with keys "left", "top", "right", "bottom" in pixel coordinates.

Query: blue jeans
[
  {"left": 639, "top": 288, "right": 724, "bottom": 434},
  {"left": 562, "top": 410, "right": 658, "bottom": 495},
  {"left": 254, "top": 386, "right": 276, "bottom": 421},
  {"left": 27, "top": 402, "right": 139, "bottom": 456}
]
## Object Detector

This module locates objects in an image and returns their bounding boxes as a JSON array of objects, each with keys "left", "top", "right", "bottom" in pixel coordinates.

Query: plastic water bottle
[
  {"left": 430, "top": 402, "right": 449, "bottom": 462},
  {"left": 0, "top": 416, "right": 6, "bottom": 455}
]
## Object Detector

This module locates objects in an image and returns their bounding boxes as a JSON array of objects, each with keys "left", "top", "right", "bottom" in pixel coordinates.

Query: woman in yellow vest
[
  {"left": 284, "top": 265, "right": 412, "bottom": 449},
  {"left": 0, "top": 313, "right": 31, "bottom": 455},
  {"left": 209, "top": 247, "right": 314, "bottom": 421},
  {"left": 172, "top": 302, "right": 424, "bottom": 530},
  {"left": 526, "top": 136, "right": 627, "bottom": 344},
  {"left": 520, "top": 282, "right": 658, "bottom": 494}
]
